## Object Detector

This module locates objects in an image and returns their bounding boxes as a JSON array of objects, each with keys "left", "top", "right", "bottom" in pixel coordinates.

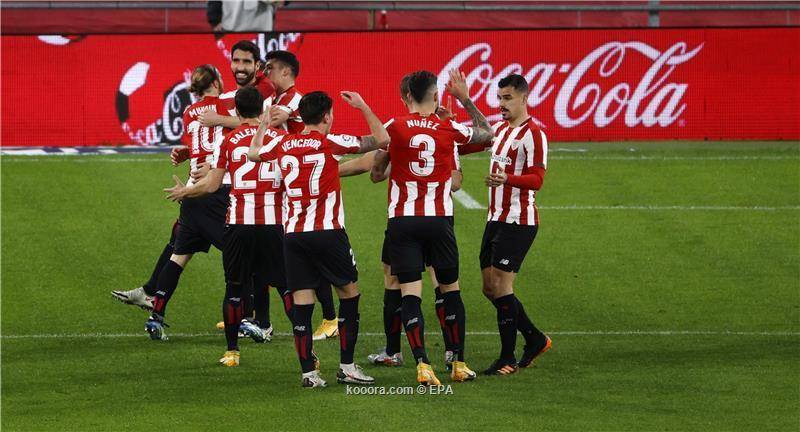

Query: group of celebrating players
[{"left": 111, "top": 39, "right": 551, "bottom": 388}]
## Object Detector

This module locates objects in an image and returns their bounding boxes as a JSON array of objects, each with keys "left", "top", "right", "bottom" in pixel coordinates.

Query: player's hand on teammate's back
[
  {"left": 446, "top": 69, "right": 470, "bottom": 102},
  {"left": 198, "top": 111, "right": 224, "bottom": 127},
  {"left": 171, "top": 146, "right": 190, "bottom": 166},
  {"left": 191, "top": 161, "right": 211, "bottom": 182},
  {"left": 340, "top": 91, "right": 369, "bottom": 110},
  {"left": 164, "top": 175, "right": 187, "bottom": 202},
  {"left": 485, "top": 171, "right": 508, "bottom": 187}
]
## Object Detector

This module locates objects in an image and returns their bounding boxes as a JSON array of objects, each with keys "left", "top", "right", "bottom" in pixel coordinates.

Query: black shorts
[
  {"left": 173, "top": 186, "right": 229, "bottom": 255},
  {"left": 387, "top": 216, "right": 458, "bottom": 276},
  {"left": 382, "top": 217, "right": 454, "bottom": 267},
  {"left": 479, "top": 221, "right": 538, "bottom": 273},
  {"left": 223, "top": 224, "right": 286, "bottom": 288},
  {"left": 284, "top": 229, "right": 358, "bottom": 289}
]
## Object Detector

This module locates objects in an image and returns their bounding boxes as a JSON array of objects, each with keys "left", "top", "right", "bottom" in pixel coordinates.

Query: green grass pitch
[{"left": 2, "top": 141, "right": 799, "bottom": 431}]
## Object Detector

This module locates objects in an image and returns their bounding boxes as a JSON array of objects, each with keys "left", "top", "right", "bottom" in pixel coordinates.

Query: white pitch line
[
  {"left": 452, "top": 189, "right": 483, "bottom": 209},
  {"left": 2, "top": 330, "right": 798, "bottom": 339}
]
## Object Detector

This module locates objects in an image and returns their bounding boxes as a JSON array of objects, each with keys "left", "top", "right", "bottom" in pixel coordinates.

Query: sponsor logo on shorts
[
  {"left": 294, "top": 325, "right": 306, "bottom": 331},
  {"left": 406, "top": 317, "right": 419, "bottom": 326},
  {"left": 499, "top": 259, "right": 510, "bottom": 265}
]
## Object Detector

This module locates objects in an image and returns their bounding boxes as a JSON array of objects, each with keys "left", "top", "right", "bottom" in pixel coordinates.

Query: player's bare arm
[
  {"left": 446, "top": 69, "right": 493, "bottom": 145},
  {"left": 247, "top": 118, "right": 271, "bottom": 162},
  {"left": 451, "top": 170, "right": 463, "bottom": 191},
  {"left": 198, "top": 110, "right": 241, "bottom": 129},
  {"left": 340, "top": 91, "right": 390, "bottom": 153},
  {"left": 339, "top": 150, "right": 377, "bottom": 177},
  {"left": 370, "top": 149, "right": 391, "bottom": 183},
  {"left": 164, "top": 169, "right": 224, "bottom": 202}
]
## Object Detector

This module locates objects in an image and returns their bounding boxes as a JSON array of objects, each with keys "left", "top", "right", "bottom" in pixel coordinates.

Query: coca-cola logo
[
  {"left": 438, "top": 41, "right": 703, "bottom": 128},
  {"left": 116, "top": 62, "right": 193, "bottom": 146}
]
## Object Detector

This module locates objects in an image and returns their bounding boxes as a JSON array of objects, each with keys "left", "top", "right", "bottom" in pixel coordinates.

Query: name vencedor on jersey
[{"left": 437, "top": 40, "right": 704, "bottom": 128}]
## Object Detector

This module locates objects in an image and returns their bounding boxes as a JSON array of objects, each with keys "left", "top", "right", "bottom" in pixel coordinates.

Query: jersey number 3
[{"left": 409, "top": 134, "right": 435, "bottom": 177}]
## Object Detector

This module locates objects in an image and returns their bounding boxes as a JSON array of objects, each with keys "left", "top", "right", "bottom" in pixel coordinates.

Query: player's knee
[
  {"left": 396, "top": 271, "right": 422, "bottom": 284},
  {"left": 335, "top": 282, "right": 360, "bottom": 299},
  {"left": 433, "top": 267, "right": 458, "bottom": 285}
]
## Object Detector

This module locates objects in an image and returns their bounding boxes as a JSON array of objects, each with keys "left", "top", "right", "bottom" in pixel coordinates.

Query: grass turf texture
[{"left": 2, "top": 141, "right": 799, "bottom": 431}]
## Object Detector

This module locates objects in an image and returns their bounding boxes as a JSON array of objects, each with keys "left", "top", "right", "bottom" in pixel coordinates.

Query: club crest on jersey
[{"left": 491, "top": 154, "right": 513, "bottom": 166}]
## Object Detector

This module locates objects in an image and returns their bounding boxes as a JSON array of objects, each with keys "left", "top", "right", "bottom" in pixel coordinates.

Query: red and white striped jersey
[
  {"left": 182, "top": 96, "right": 231, "bottom": 185},
  {"left": 264, "top": 86, "right": 304, "bottom": 133},
  {"left": 487, "top": 118, "right": 548, "bottom": 225},
  {"left": 259, "top": 130, "right": 361, "bottom": 233},
  {"left": 385, "top": 113, "right": 472, "bottom": 218},
  {"left": 213, "top": 122, "right": 287, "bottom": 225}
]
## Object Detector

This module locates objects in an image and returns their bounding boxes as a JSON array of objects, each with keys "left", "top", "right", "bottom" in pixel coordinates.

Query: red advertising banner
[{"left": 2, "top": 28, "right": 798, "bottom": 147}]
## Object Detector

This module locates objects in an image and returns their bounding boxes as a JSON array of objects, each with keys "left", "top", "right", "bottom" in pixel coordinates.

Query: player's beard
[
  {"left": 234, "top": 70, "right": 255, "bottom": 86},
  {"left": 500, "top": 108, "right": 511, "bottom": 120}
]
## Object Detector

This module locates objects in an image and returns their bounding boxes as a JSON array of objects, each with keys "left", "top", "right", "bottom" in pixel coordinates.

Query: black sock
[
  {"left": 151, "top": 260, "right": 183, "bottom": 318},
  {"left": 401, "top": 295, "right": 428, "bottom": 364},
  {"left": 383, "top": 289, "right": 402, "bottom": 356},
  {"left": 254, "top": 284, "right": 271, "bottom": 329},
  {"left": 338, "top": 295, "right": 360, "bottom": 365},
  {"left": 442, "top": 290, "right": 467, "bottom": 361},
  {"left": 275, "top": 286, "right": 293, "bottom": 324},
  {"left": 223, "top": 282, "right": 244, "bottom": 351},
  {"left": 142, "top": 243, "right": 174, "bottom": 296},
  {"left": 317, "top": 284, "right": 336, "bottom": 321},
  {"left": 242, "top": 278, "right": 255, "bottom": 321},
  {"left": 434, "top": 287, "right": 452, "bottom": 351},
  {"left": 515, "top": 297, "right": 545, "bottom": 347},
  {"left": 293, "top": 303, "right": 315, "bottom": 373},
  {"left": 494, "top": 294, "right": 518, "bottom": 361}
]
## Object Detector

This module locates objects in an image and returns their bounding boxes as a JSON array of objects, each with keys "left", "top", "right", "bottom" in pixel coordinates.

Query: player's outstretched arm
[
  {"left": 339, "top": 151, "right": 377, "bottom": 177},
  {"left": 164, "top": 169, "right": 224, "bottom": 202},
  {"left": 446, "top": 69, "right": 493, "bottom": 145},
  {"left": 370, "top": 149, "right": 391, "bottom": 183},
  {"left": 199, "top": 111, "right": 240, "bottom": 129},
  {"left": 340, "top": 91, "right": 390, "bottom": 153}
]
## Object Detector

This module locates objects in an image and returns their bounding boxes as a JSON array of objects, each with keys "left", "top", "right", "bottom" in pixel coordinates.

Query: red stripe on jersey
[
  {"left": 519, "top": 189, "right": 531, "bottom": 225},
  {"left": 414, "top": 183, "right": 425, "bottom": 216},
  {"left": 235, "top": 196, "right": 245, "bottom": 224},
  {"left": 394, "top": 181, "right": 408, "bottom": 218},
  {"left": 531, "top": 122, "right": 546, "bottom": 167},
  {"left": 254, "top": 193, "right": 265, "bottom": 225},
  {"left": 434, "top": 183, "right": 445, "bottom": 216}
]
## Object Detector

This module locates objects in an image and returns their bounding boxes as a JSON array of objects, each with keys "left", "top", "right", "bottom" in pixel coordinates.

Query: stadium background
[{"left": 1, "top": 1, "right": 799, "bottom": 431}]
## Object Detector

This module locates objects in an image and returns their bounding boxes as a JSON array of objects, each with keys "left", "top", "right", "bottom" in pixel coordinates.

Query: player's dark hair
[
  {"left": 231, "top": 40, "right": 261, "bottom": 63},
  {"left": 298, "top": 91, "right": 333, "bottom": 125},
  {"left": 234, "top": 86, "right": 263, "bottom": 119},
  {"left": 265, "top": 50, "right": 300, "bottom": 78},
  {"left": 407, "top": 70, "right": 437, "bottom": 104},
  {"left": 399, "top": 73, "right": 412, "bottom": 102},
  {"left": 189, "top": 64, "right": 220, "bottom": 97},
  {"left": 498, "top": 74, "right": 529, "bottom": 94}
]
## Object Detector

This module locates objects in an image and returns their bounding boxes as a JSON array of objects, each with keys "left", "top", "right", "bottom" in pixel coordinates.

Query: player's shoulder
[
  {"left": 219, "top": 90, "right": 236, "bottom": 100},
  {"left": 326, "top": 133, "right": 360, "bottom": 147},
  {"left": 491, "top": 120, "right": 508, "bottom": 132}
]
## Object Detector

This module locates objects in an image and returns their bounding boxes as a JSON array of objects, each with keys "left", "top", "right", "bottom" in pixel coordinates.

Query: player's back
[
  {"left": 262, "top": 130, "right": 361, "bottom": 233},
  {"left": 385, "top": 113, "right": 473, "bottom": 218},
  {"left": 183, "top": 96, "right": 225, "bottom": 175},
  {"left": 215, "top": 122, "right": 285, "bottom": 225}
]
